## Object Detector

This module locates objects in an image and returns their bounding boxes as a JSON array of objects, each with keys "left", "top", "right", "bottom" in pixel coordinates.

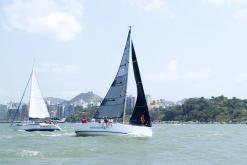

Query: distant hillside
[
  {"left": 45, "top": 97, "right": 67, "bottom": 105},
  {"left": 66, "top": 91, "right": 102, "bottom": 106}
]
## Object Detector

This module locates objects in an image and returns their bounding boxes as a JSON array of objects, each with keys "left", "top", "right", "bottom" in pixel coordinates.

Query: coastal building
[
  {"left": 150, "top": 100, "right": 162, "bottom": 109},
  {"left": 63, "top": 105, "right": 75, "bottom": 117},
  {"left": 47, "top": 104, "right": 60, "bottom": 118},
  {"left": 6, "top": 102, "right": 29, "bottom": 121},
  {"left": 7, "top": 102, "right": 19, "bottom": 121},
  {"left": 88, "top": 101, "right": 101, "bottom": 107},
  {"left": 145, "top": 94, "right": 152, "bottom": 109},
  {"left": 126, "top": 95, "right": 136, "bottom": 110},
  {"left": 56, "top": 106, "right": 65, "bottom": 119},
  {"left": 0, "top": 104, "right": 7, "bottom": 121},
  {"left": 159, "top": 99, "right": 176, "bottom": 108},
  {"left": 20, "top": 104, "right": 28, "bottom": 120}
]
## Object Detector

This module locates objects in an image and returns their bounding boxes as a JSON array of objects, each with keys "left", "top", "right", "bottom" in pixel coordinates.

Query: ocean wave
[
  {"left": 0, "top": 135, "right": 14, "bottom": 139},
  {"left": 33, "top": 131, "right": 75, "bottom": 137},
  {"left": 63, "top": 132, "right": 76, "bottom": 136},
  {"left": 19, "top": 150, "right": 40, "bottom": 157},
  {"left": 38, "top": 133, "right": 62, "bottom": 137}
]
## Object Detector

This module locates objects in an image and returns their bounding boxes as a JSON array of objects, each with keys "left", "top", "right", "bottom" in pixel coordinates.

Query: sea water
[{"left": 0, "top": 123, "right": 246, "bottom": 165}]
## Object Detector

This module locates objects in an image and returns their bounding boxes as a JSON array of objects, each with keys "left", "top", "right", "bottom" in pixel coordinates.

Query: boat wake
[
  {"left": 33, "top": 129, "right": 75, "bottom": 137},
  {"left": 19, "top": 150, "right": 40, "bottom": 157}
]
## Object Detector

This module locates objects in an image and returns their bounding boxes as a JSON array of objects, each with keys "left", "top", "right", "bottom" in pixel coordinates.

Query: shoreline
[{"left": 1, "top": 121, "right": 247, "bottom": 124}]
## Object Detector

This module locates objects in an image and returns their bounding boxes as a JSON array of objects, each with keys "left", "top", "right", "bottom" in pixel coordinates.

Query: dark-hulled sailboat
[{"left": 74, "top": 28, "right": 152, "bottom": 137}]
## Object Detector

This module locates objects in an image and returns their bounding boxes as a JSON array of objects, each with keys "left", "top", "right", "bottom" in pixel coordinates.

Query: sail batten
[
  {"left": 94, "top": 30, "right": 131, "bottom": 119},
  {"left": 129, "top": 42, "right": 151, "bottom": 127},
  {"left": 29, "top": 68, "right": 50, "bottom": 119}
]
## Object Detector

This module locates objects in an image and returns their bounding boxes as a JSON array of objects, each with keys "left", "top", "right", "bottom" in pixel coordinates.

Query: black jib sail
[
  {"left": 129, "top": 42, "right": 151, "bottom": 127},
  {"left": 94, "top": 30, "right": 131, "bottom": 119}
]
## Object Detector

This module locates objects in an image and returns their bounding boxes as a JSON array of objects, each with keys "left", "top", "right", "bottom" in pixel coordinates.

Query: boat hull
[
  {"left": 14, "top": 122, "right": 61, "bottom": 132},
  {"left": 74, "top": 122, "right": 152, "bottom": 137}
]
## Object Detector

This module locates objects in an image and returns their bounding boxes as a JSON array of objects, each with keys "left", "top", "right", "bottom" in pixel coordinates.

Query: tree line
[
  {"left": 157, "top": 96, "right": 247, "bottom": 123},
  {"left": 66, "top": 96, "right": 247, "bottom": 123}
]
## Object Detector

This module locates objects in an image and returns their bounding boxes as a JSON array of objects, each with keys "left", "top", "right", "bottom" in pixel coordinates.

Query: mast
[
  {"left": 123, "top": 26, "right": 132, "bottom": 124},
  {"left": 28, "top": 69, "right": 33, "bottom": 121}
]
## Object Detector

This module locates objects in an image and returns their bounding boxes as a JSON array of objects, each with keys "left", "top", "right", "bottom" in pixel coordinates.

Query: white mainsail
[{"left": 29, "top": 68, "right": 50, "bottom": 119}]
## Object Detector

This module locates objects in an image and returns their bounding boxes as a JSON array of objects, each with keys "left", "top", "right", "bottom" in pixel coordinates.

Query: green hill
[{"left": 160, "top": 96, "right": 247, "bottom": 123}]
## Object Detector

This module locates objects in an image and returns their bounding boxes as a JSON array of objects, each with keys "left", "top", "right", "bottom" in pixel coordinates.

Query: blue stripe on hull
[
  {"left": 75, "top": 131, "right": 128, "bottom": 135},
  {"left": 25, "top": 129, "right": 60, "bottom": 132}
]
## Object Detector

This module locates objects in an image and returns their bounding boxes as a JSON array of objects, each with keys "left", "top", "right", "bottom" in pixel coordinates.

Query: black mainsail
[
  {"left": 94, "top": 30, "right": 131, "bottom": 119},
  {"left": 129, "top": 42, "right": 151, "bottom": 127}
]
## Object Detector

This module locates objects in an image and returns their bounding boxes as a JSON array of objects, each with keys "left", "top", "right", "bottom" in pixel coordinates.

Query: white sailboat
[
  {"left": 12, "top": 68, "right": 61, "bottom": 132},
  {"left": 74, "top": 27, "right": 152, "bottom": 137}
]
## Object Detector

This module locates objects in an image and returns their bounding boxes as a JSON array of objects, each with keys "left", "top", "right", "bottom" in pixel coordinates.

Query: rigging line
[{"left": 10, "top": 71, "right": 32, "bottom": 126}]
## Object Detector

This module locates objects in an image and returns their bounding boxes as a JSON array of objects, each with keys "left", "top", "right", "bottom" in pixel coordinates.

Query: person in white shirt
[{"left": 91, "top": 118, "right": 95, "bottom": 123}]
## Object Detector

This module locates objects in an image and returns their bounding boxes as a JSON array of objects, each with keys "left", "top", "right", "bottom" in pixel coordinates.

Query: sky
[{"left": 1, "top": 0, "right": 247, "bottom": 103}]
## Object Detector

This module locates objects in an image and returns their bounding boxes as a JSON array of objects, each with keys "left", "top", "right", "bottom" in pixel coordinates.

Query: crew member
[
  {"left": 140, "top": 114, "right": 145, "bottom": 125},
  {"left": 81, "top": 116, "right": 87, "bottom": 124},
  {"left": 91, "top": 118, "right": 95, "bottom": 123}
]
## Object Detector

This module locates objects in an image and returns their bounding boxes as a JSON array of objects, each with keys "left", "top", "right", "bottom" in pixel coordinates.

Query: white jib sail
[{"left": 29, "top": 68, "right": 50, "bottom": 119}]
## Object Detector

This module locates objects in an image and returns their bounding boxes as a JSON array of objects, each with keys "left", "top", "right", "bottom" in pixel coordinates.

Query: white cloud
[
  {"left": 144, "top": 72, "right": 167, "bottom": 82},
  {"left": 186, "top": 68, "right": 212, "bottom": 80},
  {"left": 144, "top": 59, "right": 212, "bottom": 83},
  {"left": 167, "top": 59, "right": 179, "bottom": 79},
  {"left": 202, "top": 0, "right": 247, "bottom": 6},
  {"left": 202, "top": 0, "right": 247, "bottom": 23},
  {"left": 235, "top": 73, "right": 247, "bottom": 83},
  {"left": 234, "top": 8, "right": 247, "bottom": 23},
  {"left": 129, "top": 0, "right": 176, "bottom": 18},
  {"left": 38, "top": 62, "right": 80, "bottom": 74},
  {"left": 2, "top": 0, "right": 82, "bottom": 42},
  {"left": 168, "top": 59, "right": 178, "bottom": 71}
]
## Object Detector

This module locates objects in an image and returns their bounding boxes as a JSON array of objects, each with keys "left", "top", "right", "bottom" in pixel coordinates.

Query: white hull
[
  {"left": 14, "top": 122, "right": 61, "bottom": 132},
  {"left": 74, "top": 122, "right": 152, "bottom": 137}
]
